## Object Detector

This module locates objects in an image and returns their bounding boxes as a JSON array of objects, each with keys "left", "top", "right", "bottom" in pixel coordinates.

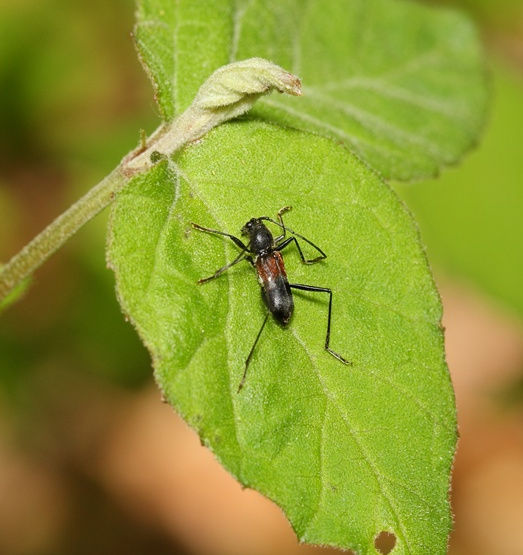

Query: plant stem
[
  {"left": 0, "top": 58, "right": 300, "bottom": 304},
  {"left": 0, "top": 167, "right": 126, "bottom": 301}
]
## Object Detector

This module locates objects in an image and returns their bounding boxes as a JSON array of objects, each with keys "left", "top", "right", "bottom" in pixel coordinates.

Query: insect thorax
[{"left": 242, "top": 219, "right": 274, "bottom": 254}]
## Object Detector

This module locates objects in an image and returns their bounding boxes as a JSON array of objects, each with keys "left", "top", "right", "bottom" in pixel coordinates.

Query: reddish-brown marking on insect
[{"left": 255, "top": 251, "right": 287, "bottom": 284}]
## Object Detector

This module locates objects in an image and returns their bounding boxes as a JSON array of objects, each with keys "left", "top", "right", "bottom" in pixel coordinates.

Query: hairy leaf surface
[
  {"left": 135, "top": 0, "right": 487, "bottom": 180},
  {"left": 108, "top": 122, "right": 456, "bottom": 554}
]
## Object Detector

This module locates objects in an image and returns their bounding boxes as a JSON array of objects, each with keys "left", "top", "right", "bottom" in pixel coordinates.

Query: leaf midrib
[
  {"left": 291, "top": 327, "right": 414, "bottom": 554},
  {"left": 172, "top": 161, "right": 246, "bottom": 477}
]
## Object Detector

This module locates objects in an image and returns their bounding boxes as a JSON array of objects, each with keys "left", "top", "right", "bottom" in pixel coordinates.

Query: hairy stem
[
  {"left": 0, "top": 58, "right": 300, "bottom": 304},
  {"left": 0, "top": 168, "right": 125, "bottom": 301}
]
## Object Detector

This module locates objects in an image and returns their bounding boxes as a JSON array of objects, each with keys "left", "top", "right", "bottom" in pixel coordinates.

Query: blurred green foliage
[
  {"left": 0, "top": 0, "right": 155, "bottom": 412},
  {"left": 0, "top": 3, "right": 169, "bottom": 552},
  {"left": 395, "top": 61, "right": 523, "bottom": 318},
  {"left": 0, "top": 0, "right": 154, "bottom": 170},
  {"left": 433, "top": 0, "right": 523, "bottom": 32}
]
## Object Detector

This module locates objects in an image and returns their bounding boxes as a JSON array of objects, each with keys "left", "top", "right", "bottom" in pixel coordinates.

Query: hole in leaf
[{"left": 374, "top": 531, "right": 396, "bottom": 554}]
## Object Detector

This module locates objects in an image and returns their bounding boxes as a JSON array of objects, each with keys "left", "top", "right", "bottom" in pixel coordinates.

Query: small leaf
[
  {"left": 134, "top": 0, "right": 487, "bottom": 181},
  {"left": 108, "top": 122, "right": 456, "bottom": 554},
  {"left": 125, "top": 58, "right": 301, "bottom": 172}
]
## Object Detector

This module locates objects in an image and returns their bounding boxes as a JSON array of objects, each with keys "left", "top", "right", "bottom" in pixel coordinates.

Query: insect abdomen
[{"left": 256, "top": 252, "right": 294, "bottom": 325}]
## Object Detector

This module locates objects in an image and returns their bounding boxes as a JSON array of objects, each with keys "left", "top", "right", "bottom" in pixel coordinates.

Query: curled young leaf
[{"left": 125, "top": 58, "right": 301, "bottom": 172}]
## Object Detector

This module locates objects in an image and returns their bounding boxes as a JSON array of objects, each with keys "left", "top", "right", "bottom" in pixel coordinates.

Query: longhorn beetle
[{"left": 191, "top": 206, "right": 350, "bottom": 391}]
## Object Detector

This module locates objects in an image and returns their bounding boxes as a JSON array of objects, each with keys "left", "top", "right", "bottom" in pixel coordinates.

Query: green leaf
[
  {"left": 108, "top": 122, "right": 456, "bottom": 554},
  {"left": 395, "top": 61, "right": 523, "bottom": 318},
  {"left": 134, "top": 0, "right": 487, "bottom": 181}
]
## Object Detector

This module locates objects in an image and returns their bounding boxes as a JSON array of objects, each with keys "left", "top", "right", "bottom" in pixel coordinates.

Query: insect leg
[
  {"left": 197, "top": 252, "right": 253, "bottom": 284},
  {"left": 238, "top": 311, "right": 270, "bottom": 392},
  {"left": 275, "top": 236, "right": 325, "bottom": 264},
  {"left": 289, "top": 283, "right": 351, "bottom": 365},
  {"left": 191, "top": 222, "right": 249, "bottom": 252},
  {"left": 261, "top": 217, "right": 327, "bottom": 263}
]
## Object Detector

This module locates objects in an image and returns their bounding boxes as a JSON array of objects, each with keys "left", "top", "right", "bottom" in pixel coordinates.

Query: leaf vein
[
  {"left": 139, "top": 165, "right": 179, "bottom": 306},
  {"left": 230, "top": 0, "right": 255, "bottom": 62},
  {"left": 303, "top": 88, "right": 450, "bottom": 160},
  {"left": 260, "top": 98, "right": 409, "bottom": 160},
  {"left": 311, "top": 79, "right": 470, "bottom": 122},
  {"left": 291, "top": 329, "right": 414, "bottom": 554},
  {"left": 173, "top": 163, "right": 244, "bottom": 472}
]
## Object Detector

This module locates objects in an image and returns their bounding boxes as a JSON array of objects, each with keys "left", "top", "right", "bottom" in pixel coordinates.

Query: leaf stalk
[
  {"left": 0, "top": 168, "right": 125, "bottom": 301},
  {"left": 0, "top": 58, "right": 301, "bottom": 303}
]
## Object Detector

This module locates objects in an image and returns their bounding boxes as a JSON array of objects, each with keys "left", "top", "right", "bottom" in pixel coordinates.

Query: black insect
[{"left": 191, "top": 206, "right": 350, "bottom": 391}]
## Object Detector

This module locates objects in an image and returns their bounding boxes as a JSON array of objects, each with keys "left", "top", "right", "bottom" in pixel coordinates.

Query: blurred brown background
[{"left": 1, "top": 1, "right": 522, "bottom": 554}]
